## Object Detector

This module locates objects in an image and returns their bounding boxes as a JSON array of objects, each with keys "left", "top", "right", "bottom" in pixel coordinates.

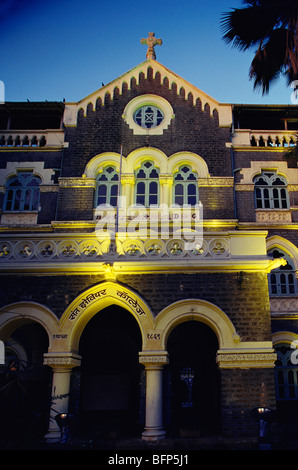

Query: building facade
[{"left": 0, "top": 36, "right": 298, "bottom": 446}]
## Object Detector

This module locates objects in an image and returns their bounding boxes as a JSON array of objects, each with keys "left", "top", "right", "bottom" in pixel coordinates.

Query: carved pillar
[
  {"left": 121, "top": 174, "right": 135, "bottom": 209},
  {"left": 139, "top": 352, "right": 169, "bottom": 441},
  {"left": 160, "top": 175, "right": 173, "bottom": 207},
  {"left": 43, "top": 352, "right": 81, "bottom": 443}
]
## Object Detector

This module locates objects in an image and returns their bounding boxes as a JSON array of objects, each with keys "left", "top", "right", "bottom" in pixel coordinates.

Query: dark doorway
[
  {"left": 78, "top": 305, "right": 142, "bottom": 439},
  {"left": 166, "top": 321, "right": 220, "bottom": 437},
  {"left": 0, "top": 323, "right": 50, "bottom": 449}
]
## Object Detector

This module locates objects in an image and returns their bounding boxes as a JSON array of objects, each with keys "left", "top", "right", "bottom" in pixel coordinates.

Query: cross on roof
[{"left": 141, "top": 32, "right": 162, "bottom": 60}]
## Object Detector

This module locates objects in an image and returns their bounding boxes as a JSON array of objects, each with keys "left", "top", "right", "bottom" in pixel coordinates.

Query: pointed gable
[{"left": 63, "top": 59, "right": 232, "bottom": 128}]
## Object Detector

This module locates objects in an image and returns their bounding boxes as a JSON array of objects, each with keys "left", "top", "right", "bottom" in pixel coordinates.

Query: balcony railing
[
  {"left": 232, "top": 129, "right": 297, "bottom": 148},
  {"left": 0, "top": 130, "right": 65, "bottom": 148}
]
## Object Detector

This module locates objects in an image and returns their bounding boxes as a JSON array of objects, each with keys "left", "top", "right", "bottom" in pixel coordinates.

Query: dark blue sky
[{"left": 0, "top": 0, "right": 294, "bottom": 104}]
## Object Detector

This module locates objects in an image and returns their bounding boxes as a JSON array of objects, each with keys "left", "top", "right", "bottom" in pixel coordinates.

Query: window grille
[
  {"left": 133, "top": 105, "right": 164, "bottom": 129},
  {"left": 95, "top": 166, "right": 119, "bottom": 207},
  {"left": 254, "top": 171, "right": 289, "bottom": 209},
  {"left": 173, "top": 165, "right": 198, "bottom": 206},
  {"left": 3, "top": 171, "right": 41, "bottom": 211},
  {"left": 268, "top": 249, "right": 297, "bottom": 296},
  {"left": 135, "top": 161, "right": 159, "bottom": 207}
]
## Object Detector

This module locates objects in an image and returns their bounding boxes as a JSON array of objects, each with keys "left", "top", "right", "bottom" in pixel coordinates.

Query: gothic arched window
[
  {"left": 254, "top": 171, "right": 289, "bottom": 209},
  {"left": 173, "top": 165, "right": 198, "bottom": 206},
  {"left": 135, "top": 161, "right": 159, "bottom": 207},
  {"left": 268, "top": 248, "right": 297, "bottom": 296},
  {"left": 95, "top": 166, "right": 119, "bottom": 207},
  {"left": 3, "top": 171, "right": 41, "bottom": 211}
]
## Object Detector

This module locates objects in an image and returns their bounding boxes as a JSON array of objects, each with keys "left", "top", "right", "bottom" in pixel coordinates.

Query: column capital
[
  {"left": 159, "top": 174, "right": 173, "bottom": 186},
  {"left": 139, "top": 351, "right": 169, "bottom": 368},
  {"left": 43, "top": 352, "right": 82, "bottom": 369},
  {"left": 121, "top": 173, "right": 135, "bottom": 185}
]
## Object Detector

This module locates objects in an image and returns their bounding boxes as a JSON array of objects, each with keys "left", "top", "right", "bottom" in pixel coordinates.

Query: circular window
[
  {"left": 123, "top": 94, "right": 174, "bottom": 135},
  {"left": 133, "top": 105, "right": 164, "bottom": 129}
]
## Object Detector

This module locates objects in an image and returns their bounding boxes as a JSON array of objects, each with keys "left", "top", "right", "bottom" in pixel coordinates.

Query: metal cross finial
[{"left": 141, "top": 32, "right": 162, "bottom": 60}]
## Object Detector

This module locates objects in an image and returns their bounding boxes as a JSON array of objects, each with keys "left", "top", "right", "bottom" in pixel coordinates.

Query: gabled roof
[{"left": 63, "top": 59, "right": 232, "bottom": 127}]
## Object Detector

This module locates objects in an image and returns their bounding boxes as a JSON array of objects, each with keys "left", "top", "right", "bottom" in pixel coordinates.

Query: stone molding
[
  {"left": 43, "top": 352, "right": 81, "bottom": 369},
  {"left": 216, "top": 350, "right": 277, "bottom": 369},
  {"left": 198, "top": 177, "right": 234, "bottom": 187},
  {"left": 139, "top": 352, "right": 169, "bottom": 367},
  {"left": 58, "top": 177, "right": 96, "bottom": 188},
  {"left": 270, "top": 297, "right": 298, "bottom": 314},
  {"left": 256, "top": 210, "right": 292, "bottom": 223}
]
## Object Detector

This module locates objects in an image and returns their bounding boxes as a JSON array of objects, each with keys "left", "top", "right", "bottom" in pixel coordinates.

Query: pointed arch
[
  {"left": 59, "top": 281, "right": 155, "bottom": 353},
  {"left": 168, "top": 151, "right": 209, "bottom": 177},
  {"left": 83, "top": 152, "right": 125, "bottom": 178},
  {"left": 126, "top": 147, "right": 168, "bottom": 173},
  {"left": 267, "top": 236, "right": 298, "bottom": 270}
]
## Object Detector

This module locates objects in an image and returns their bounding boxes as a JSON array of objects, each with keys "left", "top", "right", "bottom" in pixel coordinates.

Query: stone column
[
  {"left": 43, "top": 352, "right": 81, "bottom": 443},
  {"left": 121, "top": 174, "right": 135, "bottom": 209},
  {"left": 159, "top": 175, "right": 173, "bottom": 207},
  {"left": 139, "top": 352, "right": 169, "bottom": 441}
]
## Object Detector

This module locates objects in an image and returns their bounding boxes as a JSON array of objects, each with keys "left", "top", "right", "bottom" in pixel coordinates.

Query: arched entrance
[
  {"left": 78, "top": 305, "right": 143, "bottom": 439},
  {"left": 0, "top": 322, "right": 50, "bottom": 448},
  {"left": 166, "top": 321, "right": 220, "bottom": 437}
]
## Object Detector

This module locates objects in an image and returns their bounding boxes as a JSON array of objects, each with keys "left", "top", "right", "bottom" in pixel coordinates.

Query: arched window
[
  {"left": 95, "top": 166, "right": 119, "bottom": 207},
  {"left": 173, "top": 165, "right": 198, "bottom": 206},
  {"left": 3, "top": 171, "right": 41, "bottom": 211},
  {"left": 268, "top": 248, "right": 297, "bottom": 296},
  {"left": 254, "top": 171, "right": 289, "bottom": 209},
  {"left": 135, "top": 161, "right": 159, "bottom": 207},
  {"left": 275, "top": 344, "right": 298, "bottom": 401}
]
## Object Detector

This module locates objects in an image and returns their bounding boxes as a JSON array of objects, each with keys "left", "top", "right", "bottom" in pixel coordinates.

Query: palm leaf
[
  {"left": 221, "top": 3, "right": 278, "bottom": 51},
  {"left": 249, "top": 28, "right": 288, "bottom": 93},
  {"left": 221, "top": 0, "right": 298, "bottom": 93}
]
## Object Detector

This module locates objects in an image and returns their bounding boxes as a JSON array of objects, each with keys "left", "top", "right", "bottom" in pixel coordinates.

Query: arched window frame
[
  {"left": 254, "top": 171, "right": 289, "bottom": 210},
  {"left": 268, "top": 248, "right": 297, "bottom": 296},
  {"left": 274, "top": 344, "right": 298, "bottom": 401},
  {"left": 135, "top": 161, "right": 160, "bottom": 207},
  {"left": 3, "top": 171, "right": 41, "bottom": 212},
  {"left": 122, "top": 94, "right": 174, "bottom": 136},
  {"left": 173, "top": 165, "right": 199, "bottom": 206},
  {"left": 95, "top": 166, "right": 119, "bottom": 208}
]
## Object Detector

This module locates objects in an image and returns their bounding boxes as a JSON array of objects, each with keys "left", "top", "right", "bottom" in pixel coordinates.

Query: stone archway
[
  {"left": 156, "top": 298, "right": 240, "bottom": 350},
  {"left": 58, "top": 281, "right": 155, "bottom": 355},
  {"left": 78, "top": 304, "right": 143, "bottom": 439},
  {"left": 0, "top": 302, "right": 55, "bottom": 448},
  {"left": 44, "top": 281, "right": 155, "bottom": 442},
  {"left": 165, "top": 320, "right": 220, "bottom": 437}
]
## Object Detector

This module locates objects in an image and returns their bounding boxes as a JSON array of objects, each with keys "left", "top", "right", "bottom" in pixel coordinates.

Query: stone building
[{"left": 0, "top": 34, "right": 297, "bottom": 446}]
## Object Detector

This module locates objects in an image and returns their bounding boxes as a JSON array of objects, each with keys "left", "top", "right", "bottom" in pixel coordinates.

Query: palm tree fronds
[
  {"left": 221, "top": 0, "right": 298, "bottom": 94},
  {"left": 221, "top": 4, "right": 278, "bottom": 51},
  {"left": 249, "top": 28, "right": 288, "bottom": 94}
]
